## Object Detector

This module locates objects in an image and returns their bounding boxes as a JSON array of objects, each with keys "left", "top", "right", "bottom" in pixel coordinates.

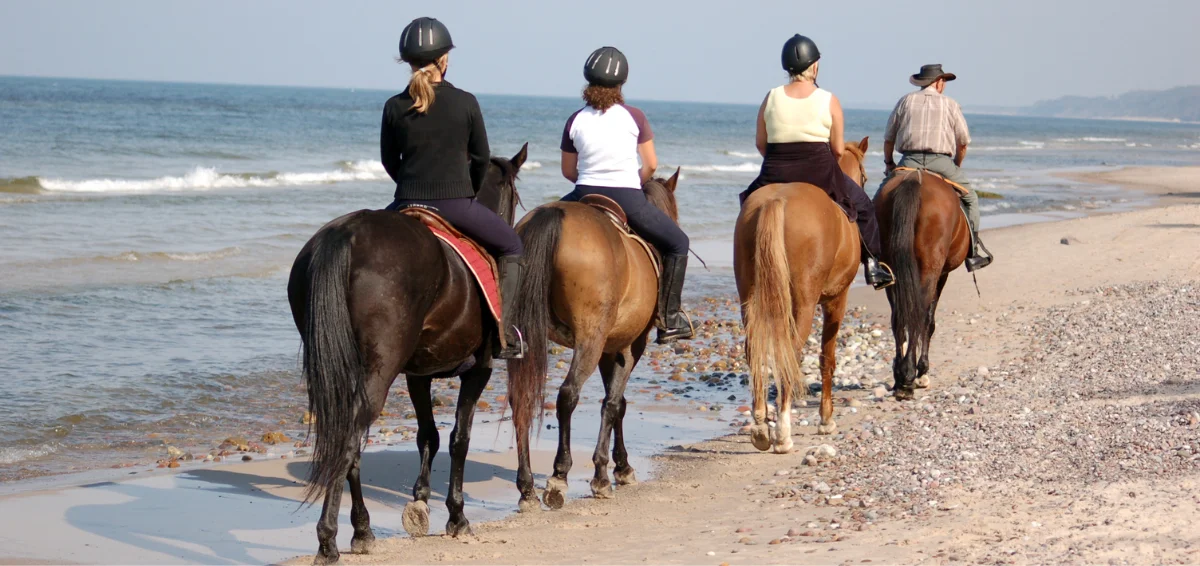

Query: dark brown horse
[
  {"left": 733, "top": 139, "right": 870, "bottom": 452},
  {"left": 287, "top": 146, "right": 541, "bottom": 564},
  {"left": 874, "top": 170, "right": 970, "bottom": 400},
  {"left": 505, "top": 171, "right": 681, "bottom": 511}
]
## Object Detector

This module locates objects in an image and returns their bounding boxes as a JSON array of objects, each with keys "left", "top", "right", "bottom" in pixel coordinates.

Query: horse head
[
  {"left": 642, "top": 167, "right": 681, "bottom": 222},
  {"left": 839, "top": 136, "right": 870, "bottom": 189},
  {"left": 476, "top": 143, "right": 528, "bottom": 226}
]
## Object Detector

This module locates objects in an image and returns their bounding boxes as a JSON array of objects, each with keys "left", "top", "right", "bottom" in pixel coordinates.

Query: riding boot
[
  {"left": 965, "top": 232, "right": 994, "bottom": 272},
  {"left": 863, "top": 256, "right": 895, "bottom": 290},
  {"left": 656, "top": 254, "right": 694, "bottom": 344},
  {"left": 495, "top": 255, "right": 526, "bottom": 359}
]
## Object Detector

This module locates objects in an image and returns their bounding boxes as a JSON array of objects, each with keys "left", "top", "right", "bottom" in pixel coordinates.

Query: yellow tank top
[{"left": 764, "top": 86, "right": 832, "bottom": 143}]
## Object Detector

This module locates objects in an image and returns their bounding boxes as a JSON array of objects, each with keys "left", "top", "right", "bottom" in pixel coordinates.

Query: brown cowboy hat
[{"left": 910, "top": 64, "right": 957, "bottom": 87}]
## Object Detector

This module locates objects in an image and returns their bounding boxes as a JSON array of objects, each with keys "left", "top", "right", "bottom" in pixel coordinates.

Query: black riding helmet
[
  {"left": 584, "top": 46, "right": 629, "bottom": 88},
  {"left": 399, "top": 17, "right": 454, "bottom": 65},
  {"left": 781, "top": 34, "right": 820, "bottom": 75}
]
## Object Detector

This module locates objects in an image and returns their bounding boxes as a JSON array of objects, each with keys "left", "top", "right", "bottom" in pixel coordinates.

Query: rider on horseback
[
  {"left": 558, "top": 47, "right": 694, "bottom": 344},
  {"left": 740, "top": 35, "right": 895, "bottom": 290},
  {"left": 381, "top": 17, "right": 526, "bottom": 359},
  {"left": 880, "top": 64, "right": 993, "bottom": 271}
]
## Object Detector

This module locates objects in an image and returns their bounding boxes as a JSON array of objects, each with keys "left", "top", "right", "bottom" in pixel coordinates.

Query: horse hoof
[
  {"left": 817, "top": 421, "right": 838, "bottom": 436},
  {"left": 313, "top": 546, "right": 340, "bottom": 565},
  {"left": 614, "top": 467, "right": 638, "bottom": 486},
  {"left": 543, "top": 477, "right": 568, "bottom": 510},
  {"left": 350, "top": 531, "right": 376, "bottom": 555},
  {"left": 773, "top": 437, "right": 794, "bottom": 454},
  {"left": 914, "top": 376, "right": 931, "bottom": 389},
  {"left": 402, "top": 500, "right": 430, "bottom": 537},
  {"left": 750, "top": 424, "right": 772, "bottom": 451},
  {"left": 518, "top": 495, "right": 542, "bottom": 513},
  {"left": 445, "top": 519, "right": 473, "bottom": 538},
  {"left": 893, "top": 387, "right": 915, "bottom": 401},
  {"left": 590, "top": 478, "right": 614, "bottom": 499}
]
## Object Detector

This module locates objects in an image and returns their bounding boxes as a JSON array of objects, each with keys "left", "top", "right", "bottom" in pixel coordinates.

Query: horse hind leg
[
  {"left": 817, "top": 292, "right": 849, "bottom": 436},
  {"left": 347, "top": 453, "right": 375, "bottom": 554},
  {"left": 612, "top": 335, "right": 647, "bottom": 486},
  {"left": 914, "top": 274, "right": 948, "bottom": 389},
  {"left": 402, "top": 375, "right": 437, "bottom": 537},
  {"left": 444, "top": 365, "right": 492, "bottom": 537},
  {"left": 543, "top": 335, "right": 605, "bottom": 510},
  {"left": 592, "top": 338, "right": 642, "bottom": 498}
]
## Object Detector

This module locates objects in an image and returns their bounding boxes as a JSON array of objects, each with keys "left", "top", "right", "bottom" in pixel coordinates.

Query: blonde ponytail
[{"left": 408, "top": 54, "right": 448, "bottom": 114}]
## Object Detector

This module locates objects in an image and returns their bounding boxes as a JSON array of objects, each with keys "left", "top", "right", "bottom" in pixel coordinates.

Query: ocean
[{"left": 2, "top": 75, "right": 1199, "bottom": 481}]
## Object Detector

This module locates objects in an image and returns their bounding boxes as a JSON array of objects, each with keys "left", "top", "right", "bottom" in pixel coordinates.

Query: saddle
[
  {"left": 579, "top": 195, "right": 661, "bottom": 278},
  {"left": 397, "top": 207, "right": 505, "bottom": 345},
  {"left": 892, "top": 167, "right": 970, "bottom": 196}
]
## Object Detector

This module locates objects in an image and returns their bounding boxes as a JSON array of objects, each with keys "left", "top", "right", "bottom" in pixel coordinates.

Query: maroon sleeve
[
  {"left": 623, "top": 104, "right": 653, "bottom": 144},
  {"left": 560, "top": 109, "right": 582, "bottom": 153}
]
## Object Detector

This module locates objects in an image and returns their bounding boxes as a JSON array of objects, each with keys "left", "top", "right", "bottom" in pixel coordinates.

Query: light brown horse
[
  {"left": 734, "top": 138, "right": 870, "bottom": 453},
  {"left": 874, "top": 170, "right": 970, "bottom": 400},
  {"left": 506, "top": 171, "right": 681, "bottom": 511}
]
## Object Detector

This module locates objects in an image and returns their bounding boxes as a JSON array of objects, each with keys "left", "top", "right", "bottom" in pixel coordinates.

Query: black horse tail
[
  {"left": 889, "top": 176, "right": 929, "bottom": 381},
  {"left": 299, "top": 224, "right": 367, "bottom": 503},
  {"left": 505, "top": 207, "right": 562, "bottom": 438}
]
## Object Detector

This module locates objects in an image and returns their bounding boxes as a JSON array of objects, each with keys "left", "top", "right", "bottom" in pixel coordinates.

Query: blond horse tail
[{"left": 745, "top": 198, "right": 804, "bottom": 410}]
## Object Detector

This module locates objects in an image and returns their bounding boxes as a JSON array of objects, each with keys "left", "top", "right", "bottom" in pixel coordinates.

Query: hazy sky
[{"left": 2, "top": 0, "right": 1197, "bottom": 108}]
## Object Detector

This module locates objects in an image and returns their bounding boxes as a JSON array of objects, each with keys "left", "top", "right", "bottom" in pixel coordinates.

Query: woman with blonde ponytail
[{"left": 381, "top": 17, "right": 526, "bottom": 359}]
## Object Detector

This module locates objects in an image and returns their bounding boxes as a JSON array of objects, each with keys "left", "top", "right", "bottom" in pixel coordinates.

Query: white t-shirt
[{"left": 560, "top": 104, "right": 653, "bottom": 189}]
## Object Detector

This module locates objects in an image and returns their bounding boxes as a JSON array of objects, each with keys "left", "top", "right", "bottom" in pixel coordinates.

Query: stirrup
[
  {"left": 868, "top": 262, "right": 895, "bottom": 290},
  {"left": 656, "top": 310, "right": 694, "bottom": 344},
  {"left": 496, "top": 325, "right": 526, "bottom": 359}
]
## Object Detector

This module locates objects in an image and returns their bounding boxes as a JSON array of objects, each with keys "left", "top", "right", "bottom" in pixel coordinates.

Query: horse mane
[
  {"left": 642, "top": 177, "right": 678, "bottom": 221},
  {"left": 480, "top": 156, "right": 522, "bottom": 224}
]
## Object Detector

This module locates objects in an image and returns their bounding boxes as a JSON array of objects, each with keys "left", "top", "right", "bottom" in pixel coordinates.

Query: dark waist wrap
[{"left": 742, "top": 142, "right": 856, "bottom": 221}]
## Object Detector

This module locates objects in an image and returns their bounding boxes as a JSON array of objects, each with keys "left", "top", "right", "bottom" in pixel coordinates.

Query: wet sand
[{"left": 1, "top": 166, "right": 1197, "bottom": 564}]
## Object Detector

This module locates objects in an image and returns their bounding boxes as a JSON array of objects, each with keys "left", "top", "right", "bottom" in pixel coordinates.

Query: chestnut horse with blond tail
[
  {"left": 506, "top": 171, "right": 681, "bottom": 511},
  {"left": 734, "top": 137, "right": 870, "bottom": 453},
  {"left": 874, "top": 170, "right": 970, "bottom": 400}
]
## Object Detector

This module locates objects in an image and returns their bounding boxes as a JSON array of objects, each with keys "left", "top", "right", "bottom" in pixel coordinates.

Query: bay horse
[
  {"left": 733, "top": 138, "right": 870, "bottom": 453},
  {"left": 287, "top": 145, "right": 540, "bottom": 564},
  {"left": 505, "top": 171, "right": 681, "bottom": 511},
  {"left": 874, "top": 170, "right": 970, "bottom": 400}
]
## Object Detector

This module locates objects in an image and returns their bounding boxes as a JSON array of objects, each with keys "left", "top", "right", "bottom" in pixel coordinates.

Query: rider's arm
[
  {"left": 755, "top": 95, "right": 768, "bottom": 157},
  {"left": 883, "top": 140, "right": 896, "bottom": 171},
  {"left": 638, "top": 140, "right": 657, "bottom": 184},
  {"left": 467, "top": 97, "right": 490, "bottom": 194},
  {"left": 561, "top": 151, "right": 578, "bottom": 183},
  {"left": 950, "top": 100, "right": 970, "bottom": 168},
  {"left": 380, "top": 103, "right": 402, "bottom": 184},
  {"left": 829, "top": 94, "right": 845, "bottom": 159},
  {"left": 883, "top": 97, "right": 903, "bottom": 170}
]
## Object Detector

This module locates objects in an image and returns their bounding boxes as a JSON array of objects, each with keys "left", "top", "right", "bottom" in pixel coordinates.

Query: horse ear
[
  {"left": 511, "top": 143, "right": 528, "bottom": 171},
  {"left": 666, "top": 167, "right": 680, "bottom": 192},
  {"left": 858, "top": 136, "right": 870, "bottom": 153}
]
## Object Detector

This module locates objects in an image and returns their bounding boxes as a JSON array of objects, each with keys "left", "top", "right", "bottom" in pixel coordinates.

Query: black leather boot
[
  {"left": 864, "top": 257, "right": 895, "bottom": 290},
  {"left": 965, "top": 232, "right": 993, "bottom": 272},
  {"left": 495, "top": 255, "right": 525, "bottom": 359},
  {"left": 656, "top": 254, "right": 693, "bottom": 344}
]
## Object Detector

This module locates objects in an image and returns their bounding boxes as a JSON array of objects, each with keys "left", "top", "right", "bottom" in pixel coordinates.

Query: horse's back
[
  {"left": 545, "top": 201, "right": 657, "bottom": 348},
  {"left": 876, "top": 173, "right": 969, "bottom": 274},
  {"left": 737, "top": 183, "right": 859, "bottom": 300}
]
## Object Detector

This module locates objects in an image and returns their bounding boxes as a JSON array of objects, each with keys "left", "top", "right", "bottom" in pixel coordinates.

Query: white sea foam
[
  {"left": 1053, "top": 137, "right": 1127, "bottom": 143},
  {"left": 683, "top": 162, "right": 761, "bottom": 173},
  {"left": 521, "top": 161, "right": 543, "bottom": 170},
  {"left": 722, "top": 150, "right": 761, "bottom": 159},
  {"left": 38, "top": 163, "right": 392, "bottom": 194},
  {"left": 0, "top": 444, "right": 58, "bottom": 465}
]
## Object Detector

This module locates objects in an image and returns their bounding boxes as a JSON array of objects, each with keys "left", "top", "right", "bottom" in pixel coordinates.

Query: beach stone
[
  {"left": 167, "top": 460, "right": 180, "bottom": 469},
  {"left": 1060, "top": 237, "right": 1070, "bottom": 245},
  {"left": 261, "top": 431, "right": 290, "bottom": 444},
  {"left": 873, "top": 386, "right": 888, "bottom": 399},
  {"left": 738, "top": 537, "right": 753, "bottom": 544},
  {"left": 768, "top": 538, "right": 784, "bottom": 545},
  {"left": 241, "top": 455, "right": 253, "bottom": 462},
  {"left": 476, "top": 400, "right": 490, "bottom": 410},
  {"left": 776, "top": 470, "right": 790, "bottom": 476},
  {"left": 166, "top": 446, "right": 183, "bottom": 459},
  {"left": 977, "top": 365, "right": 990, "bottom": 377},
  {"left": 787, "top": 528, "right": 803, "bottom": 537},
  {"left": 813, "top": 481, "right": 831, "bottom": 494},
  {"left": 735, "top": 527, "right": 752, "bottom": 533}
]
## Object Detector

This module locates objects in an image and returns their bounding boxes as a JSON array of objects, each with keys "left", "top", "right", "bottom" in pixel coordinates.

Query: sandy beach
[{"left": 2, "top": 166, "right": 1198, "bottom": 564}]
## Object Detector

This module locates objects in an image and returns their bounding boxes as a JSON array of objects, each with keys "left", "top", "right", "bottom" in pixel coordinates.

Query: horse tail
[
  {"left": 889, "top": 176, "right": 930, "bottom": 374},
  {"left": 745, "top": 198, "right": 804, "bottom": 404},
  {"left": 506, "top": 207, "right": 562, "bottom": 438},
  {"left": 298, "top": 224, "right": 368, "bottom": 503}
]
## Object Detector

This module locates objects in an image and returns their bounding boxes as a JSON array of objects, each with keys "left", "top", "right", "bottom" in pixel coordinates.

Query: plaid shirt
[{"left": 884, "top": 86, "right": 971, "bottom": 156}]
